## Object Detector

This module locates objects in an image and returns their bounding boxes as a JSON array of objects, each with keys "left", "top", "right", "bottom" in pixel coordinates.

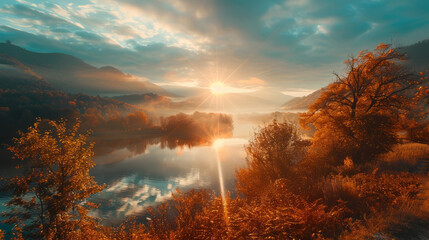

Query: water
[
  {"left": 84, "top": 110, "right": 298, "bottom": 224},
  {"left": 88, "top": 135, "right": 248, "bottom": 224}
]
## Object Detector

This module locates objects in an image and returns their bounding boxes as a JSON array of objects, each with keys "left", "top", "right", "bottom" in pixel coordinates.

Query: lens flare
[{"left": 210, "top": 82, "right": 228, "bottom": 95}]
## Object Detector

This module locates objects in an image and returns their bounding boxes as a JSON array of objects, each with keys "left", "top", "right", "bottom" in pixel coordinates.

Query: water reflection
[
  {"left": 91, "top": 169, "right": 207, "bottom": 222},
  {"left": 91, "top": 111, "right": 234, "bottom": 165},
  {"left": 92, "top": 134, "right": 217, "bottom": 165},
  {"left": 89, "top": 136, "right": 247, "bottom": 225}
]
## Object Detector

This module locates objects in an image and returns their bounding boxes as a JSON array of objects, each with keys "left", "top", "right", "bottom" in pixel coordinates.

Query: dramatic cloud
[{"left": 1, "top": 0, "right": 428, "bottom": 96}]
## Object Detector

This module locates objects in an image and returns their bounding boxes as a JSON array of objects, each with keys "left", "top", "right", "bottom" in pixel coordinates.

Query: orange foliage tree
[
  {"left": 300, "top": 43, "right": 426, "bottom": 168},
  {"left": 2, "top": 119, "right": 105, "bottom": 239},
  {"left": 236, "top": 120, "right": 309, "bottom": 197}
]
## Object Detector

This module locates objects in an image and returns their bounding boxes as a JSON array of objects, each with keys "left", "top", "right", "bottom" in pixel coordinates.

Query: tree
[
  {"left": 300, "top": 43, "right": 426, "bottom": 167},
  {"left": 2, "top": 118, "right": 105, "bottom": 239},
  {"left": 236, "top": 120, "right": 309, "bottom": 197}
]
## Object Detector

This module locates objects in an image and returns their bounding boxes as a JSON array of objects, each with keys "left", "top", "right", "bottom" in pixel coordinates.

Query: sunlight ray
[{"left": 191, "top": 93, "right": 214, "bottom": 112}]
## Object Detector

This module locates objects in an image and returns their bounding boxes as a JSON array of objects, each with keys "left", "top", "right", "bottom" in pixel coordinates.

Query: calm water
[
  {"left": 89, "top": 137, "right": 248, "bottom": 224},
  {"left": 87, "top": 114, "right": 258, "bottom": 224}
]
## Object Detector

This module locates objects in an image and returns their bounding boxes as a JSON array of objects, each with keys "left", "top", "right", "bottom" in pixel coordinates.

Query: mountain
[
  {"left": 399, "top": 39, "right": 429, "bottom": 72},
  {"left": 250, "top": 88, "right": 294, "bottom": 106},
  {"left": 282, "top": 89, "right": 322, "bottom": 111},
  {"left": 0, "top": 43, "right": 172, "bottom": 96},
  {"left": 0, "top": 54, "right": 56, "bottom": 91}
]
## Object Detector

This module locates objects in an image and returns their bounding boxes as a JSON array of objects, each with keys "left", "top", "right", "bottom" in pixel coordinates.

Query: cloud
[
  {"left": 1, "top": 4, "right": 83, "bottom": 30},
  {"left": 0, "top": 0, "right": 428, "bottom": 94},
  {"left": 281, "top": 88, "right": 316, "bottom": 97},
  {"left": 75, "top": 30, "right": 103, "bottom": 41},
  {"left": 236, "top": 77, "right": 266, "bottom": 87},
  {"left": 0, "top": 26, "right": 195, "bottom": 83}
]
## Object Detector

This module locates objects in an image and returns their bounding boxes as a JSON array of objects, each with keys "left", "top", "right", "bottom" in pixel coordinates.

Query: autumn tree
[
  {"left": 300, "top": 43, "right": 427, "bottom": 168},
  {"left": 2, "top": 118, "right": 105, "bottom": 239},
  {"left": 236, "top": 120, "right": 309, "bottom": 197}
]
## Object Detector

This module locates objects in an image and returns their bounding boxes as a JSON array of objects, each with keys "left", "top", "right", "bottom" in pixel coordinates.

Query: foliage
[
  {"left": 300, "top": 43, "right": 426, "bottom": 167},
  {"left": 236, "top": 120, "right": 309, "bottom": 197},
  {"left": 229, "top": 179, "right": 348, "bottom": 239},
  {"left": 160, "top": 112, "right": 233, "bottom": 147},
  {"left": 107, "top": 183, "right": 347, "bottom": 239},
  {"left": 2, "top": 118, "right": 105, "bottom": 239}
]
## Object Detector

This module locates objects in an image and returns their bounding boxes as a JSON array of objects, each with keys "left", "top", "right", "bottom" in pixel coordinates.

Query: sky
[{"left": 1, "top": 0, "right": 429, "bottom": 96}]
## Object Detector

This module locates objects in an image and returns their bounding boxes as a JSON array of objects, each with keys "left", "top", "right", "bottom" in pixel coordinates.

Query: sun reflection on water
[{"left": 212, "top": 138, "right": 230, "bottom": 231}]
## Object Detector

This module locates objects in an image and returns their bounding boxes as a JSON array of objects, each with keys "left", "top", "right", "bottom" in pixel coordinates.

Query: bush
[{"left": 236, "top": 120, "right": 309, "bottom": 197}]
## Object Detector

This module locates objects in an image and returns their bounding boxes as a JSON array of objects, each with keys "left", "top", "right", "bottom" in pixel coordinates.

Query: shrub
[{"left": 236, "top": 120, "right": 309, "bottom": 197}]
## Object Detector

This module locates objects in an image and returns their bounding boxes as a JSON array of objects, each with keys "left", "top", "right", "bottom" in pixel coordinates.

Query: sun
[
  {"left": 212, "top": 138, "right": 225, "bottom": 149},
  {"left": 210, "top": 82, "right": 228, "bottom": 95}
]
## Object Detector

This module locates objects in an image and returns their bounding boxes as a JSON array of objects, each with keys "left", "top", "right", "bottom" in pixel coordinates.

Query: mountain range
[{"left": 0, "top": 43, "right": 172, "bottom": 96}]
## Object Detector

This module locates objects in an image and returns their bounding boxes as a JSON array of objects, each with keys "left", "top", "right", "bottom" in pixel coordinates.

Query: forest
[{"left": 1, "top": 43, "right": 429, "bottom": 239}]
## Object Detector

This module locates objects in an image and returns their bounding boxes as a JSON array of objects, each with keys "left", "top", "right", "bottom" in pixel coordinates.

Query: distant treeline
[
  {"left": 0, "top": 89, "right": 233, "bottom": 148},
  {"left": 0, "top": 88, "right": 137, "bottom": 144}
]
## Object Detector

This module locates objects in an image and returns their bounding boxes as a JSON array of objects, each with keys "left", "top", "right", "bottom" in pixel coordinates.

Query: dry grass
[
  {"left": 341, "top": 177, "right": 429, "bottom": 240},
  {"left": 419, "top": 179, "right": 429, "bottom": 215},
  {"left": 379, "top": 143, "right": 429, "bottom": 165},
  {"left": 318, "top": 175, "right": 360, "bottom": 205}
]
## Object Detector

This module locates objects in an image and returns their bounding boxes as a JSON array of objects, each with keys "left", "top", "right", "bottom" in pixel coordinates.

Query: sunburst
[{"left": 209, "top": 81, "right": 228, "bottom": 95}]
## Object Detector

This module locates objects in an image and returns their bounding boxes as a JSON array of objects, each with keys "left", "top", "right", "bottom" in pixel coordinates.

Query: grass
[
  {"left": 379, "top": 143, "right": 429, "bottom": 165},
  {"left": 340, "top": 177, "right": 429, "bottom": 240}
]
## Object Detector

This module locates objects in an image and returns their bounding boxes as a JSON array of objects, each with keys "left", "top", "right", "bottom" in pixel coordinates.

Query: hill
[
  {"left": 282, "top": 89, "right": 322, "bottom": 111},
  {"left": 111, "top": 93, "right": 166, "bottom": 105},
  {"left": 399, "top": 39, "right": 429, "bottom": 71},
  {"left": 0, "top": 43, "right": 172, "bottom": 96},
  {"left": 0, "top": 54, "right": 56, "bottom": 91},
  {"left": 0, "top": 55, "right": 144, "bottom": 143}
]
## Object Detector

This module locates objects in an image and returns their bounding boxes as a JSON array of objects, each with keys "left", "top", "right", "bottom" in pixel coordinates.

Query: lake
[{"left": 87, "top": 114, "right": 258, "bottom": 225}]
